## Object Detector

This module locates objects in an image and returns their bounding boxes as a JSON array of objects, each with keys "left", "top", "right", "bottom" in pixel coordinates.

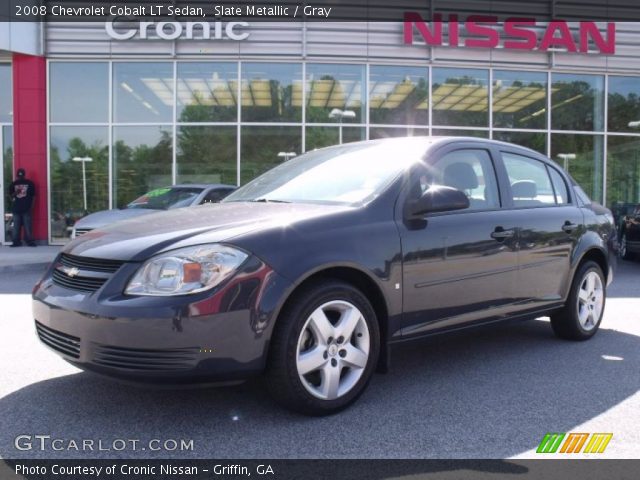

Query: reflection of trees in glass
[
  {"left": 493, "top": 131, "right": 546, "bottom": 154},
  {"left": 241, "top": 63, "right": 301, "bottom": 122},
  {"left": 551, "top": 134, "right": 603, "bottom": 203},
  {"left": 608, "top": 92, "right": 640, "bottom": 132},
  {"left": 432, "top": 129, "right": 489, "bottom": 139},
  {"left": 306, "top": 72, "right": 364, "bottom": 123},
  {"left": 551, "top": 77, "right": 604, "bottom": 131},
  {"left": 369, "top": 78, "right": 428, "bottom": 125},
  {"left": 3, "top": 129, "right": 13, "bottom": 238},
  {"left": 306, "top": 127, "right": 338, "bottom": 151},
  {"left": 242, "top": 81, "right": 299, "bottom": 122},
  {"left": 177, "top": 127, "right": 237, "bottom": 185},
  {"left": 240, "top": 127, "right": 301, "bottom": 184},
  {"left": 179, "top": 94, "right": 236, "bottom": 122},
  {"left": 606, "top": 137, "right": 640, "bottom": 208},
  {"left": 2, "top": 148, "right": 12, "bottom": 207},
  {"left": 114, "top": 130, "right": 172, "bottom": 208},
  {"left": 50, "top": 136, "right": 109, "bottom": 220},
  {"left": 493, "top": 80, "right": 547, "bottom": 129},
  {"left": 432, "top": 74, "right": 488, "bottom": 127},
  {"left": 305, "top": 127, "right": 364, "bottom": 151}
]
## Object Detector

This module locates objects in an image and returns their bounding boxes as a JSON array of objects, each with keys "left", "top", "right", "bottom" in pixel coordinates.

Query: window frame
[{"left": 546, "top": 164, "right": 572, "bottom": 205}]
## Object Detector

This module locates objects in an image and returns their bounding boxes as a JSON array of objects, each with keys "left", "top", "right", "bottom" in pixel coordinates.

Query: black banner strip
[
  {"left": 2, "top": 0, "right": 640, "bottom": 22},
  {"left": 2, "top": 459, "right": 640, "bottom": 480}
]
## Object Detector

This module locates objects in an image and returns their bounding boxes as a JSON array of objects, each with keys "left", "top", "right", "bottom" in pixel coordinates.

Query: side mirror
[{"left": 407, "top": 185, "right": 470, "bottom": 217}]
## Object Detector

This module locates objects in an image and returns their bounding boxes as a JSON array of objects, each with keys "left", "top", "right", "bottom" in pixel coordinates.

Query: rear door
[
  {"left": 399, "top": 144, "right": 520, "bottom": 336},
  {"left": 498, "top": 150, "right": 583, "bottom": 309}
]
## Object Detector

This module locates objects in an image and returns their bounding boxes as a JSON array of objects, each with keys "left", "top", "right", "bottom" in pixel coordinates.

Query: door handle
[
  {"left": 562, "top": 221, "right": 579, "bottom": 233},
  {"left": 491, "top": 226, "right": 515, "bottom": 241}
]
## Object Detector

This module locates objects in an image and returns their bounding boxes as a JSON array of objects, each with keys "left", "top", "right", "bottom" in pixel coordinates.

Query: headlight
[{"left": 125, "top": 245, "right": 248, "bottom": 296}]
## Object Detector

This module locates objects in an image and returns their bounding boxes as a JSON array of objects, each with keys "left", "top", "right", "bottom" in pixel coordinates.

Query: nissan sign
[
  {"left": 403, "top": 13, "right": 615, "bottom": 54},
  {"left": 106, "top": 21, "right": 250, "bottom": 41}
]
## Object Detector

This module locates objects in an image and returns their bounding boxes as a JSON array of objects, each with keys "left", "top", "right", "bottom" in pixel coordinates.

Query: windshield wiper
[{"left": 251, "top": 198, "right": 291, "bottom": 203}]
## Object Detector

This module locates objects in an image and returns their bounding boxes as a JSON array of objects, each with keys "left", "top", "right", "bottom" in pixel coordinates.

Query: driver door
[{"left": 398, "top": 145, "right": 520, "bottom": 336}]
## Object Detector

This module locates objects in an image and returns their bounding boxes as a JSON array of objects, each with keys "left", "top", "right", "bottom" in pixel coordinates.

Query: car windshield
[
  {"left": 127, "top": 187, "right": 204, "bottom": 210},
  {"left": 223, "top": 139, "right": 428, "bottom": 205}
]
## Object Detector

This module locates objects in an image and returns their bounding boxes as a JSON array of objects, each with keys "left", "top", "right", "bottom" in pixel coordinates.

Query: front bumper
[{"left": 32, "top": 255, "right": 292, "bottom": 384}]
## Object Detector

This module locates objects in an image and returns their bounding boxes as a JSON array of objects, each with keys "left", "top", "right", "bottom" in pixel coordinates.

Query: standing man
[{"left": 9, "top": 168, "right": 36, "bottom": 247}]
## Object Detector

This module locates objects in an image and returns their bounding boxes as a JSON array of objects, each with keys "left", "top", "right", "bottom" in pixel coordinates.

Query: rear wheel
[
  {"left": 550, "top": 261, "right": 605, "bottom": 341},
  {"left": 266, "top": 280, "right": 380, "bottom": 415}
]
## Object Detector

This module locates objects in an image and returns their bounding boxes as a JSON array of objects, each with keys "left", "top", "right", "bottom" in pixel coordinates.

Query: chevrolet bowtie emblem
[{"left": 64, "top": 267, "right": 80, "bottom": 278}]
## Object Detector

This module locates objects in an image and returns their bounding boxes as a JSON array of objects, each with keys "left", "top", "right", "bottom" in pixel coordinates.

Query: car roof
[
  {"left": 313, "top": 135, "right": 551, "bottom": 166},
  {"left": 166, "top": 184, "right": 237, "bottom": 190}
]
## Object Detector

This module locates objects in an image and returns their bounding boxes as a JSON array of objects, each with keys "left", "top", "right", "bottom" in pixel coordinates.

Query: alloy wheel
[
  {"left": 576, "top": 271, "right": 604, "bottom": 331},
  {"left": 296, "top": 300, "right": 370, "bottom": 400}
]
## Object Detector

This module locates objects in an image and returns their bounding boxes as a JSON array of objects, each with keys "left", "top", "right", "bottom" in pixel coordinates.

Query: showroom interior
[{"left": 1, "top": 20, "right": 640, "bottom": 244}]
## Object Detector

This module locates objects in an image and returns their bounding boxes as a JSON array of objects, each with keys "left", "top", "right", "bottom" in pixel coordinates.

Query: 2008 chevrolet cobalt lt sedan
[{"left": 33, "top": 137, "right": 616, "bottom": 415}]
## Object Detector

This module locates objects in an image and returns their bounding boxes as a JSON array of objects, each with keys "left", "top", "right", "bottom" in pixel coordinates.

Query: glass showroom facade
[
  {"left": 0, "top": 43, "right": 638, "bottom": 244},
  {"left": 1, "top": 62, "right": 13, "bottom": 244},
  {"left": 45, "top": 60, "right": 640, "bottom": 242}
]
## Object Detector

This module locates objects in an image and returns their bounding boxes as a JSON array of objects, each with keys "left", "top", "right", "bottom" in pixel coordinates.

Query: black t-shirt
[{"left": 10, "top": 178, "right": 36, "bottom": 214}]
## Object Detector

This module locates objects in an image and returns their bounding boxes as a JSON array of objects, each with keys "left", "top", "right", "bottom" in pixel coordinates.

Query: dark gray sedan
[
  {"left": 33, "top": 137, "right": 616, "bottom": 415},
  {"left": 71, "top": 184, "right": 236, "bottom": 238}
]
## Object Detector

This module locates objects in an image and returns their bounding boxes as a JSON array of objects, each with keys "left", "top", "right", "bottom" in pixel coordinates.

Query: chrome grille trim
[{"left": 52, "top": 269, "right": 107, "bottom": 292}]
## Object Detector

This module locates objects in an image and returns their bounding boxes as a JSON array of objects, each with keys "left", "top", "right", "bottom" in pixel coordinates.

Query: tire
[
  {"left": 550, "top": 261, "right": 606, "bottom": 341},
  {"left": 619, "top": 232, "right": 634, "bottom": 261},
  {"left": 265, "top": 280, "right": 380, "bottom": 415}
]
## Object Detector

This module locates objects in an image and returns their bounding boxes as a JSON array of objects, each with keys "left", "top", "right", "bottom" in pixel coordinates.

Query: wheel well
[
  {"left": 579, "top": 248, "right": 609, "bottom": 281},
  {"left": 280, "top": 267, "right": 390, "bottom": 370}
]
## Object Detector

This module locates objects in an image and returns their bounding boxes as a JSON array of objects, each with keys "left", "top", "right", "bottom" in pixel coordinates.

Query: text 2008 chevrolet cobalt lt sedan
[{"left": 34, "top": 137, "right": 616, "bottom": 415}]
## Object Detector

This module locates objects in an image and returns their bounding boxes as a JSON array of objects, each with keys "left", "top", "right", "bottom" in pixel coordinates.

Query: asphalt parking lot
[{"left": 0, "top": 255, "right": 639, "bottom": 460}]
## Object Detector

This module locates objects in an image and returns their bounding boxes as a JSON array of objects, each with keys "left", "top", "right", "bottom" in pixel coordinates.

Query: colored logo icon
[{"left": 537, "top": 433, "right": 613, "bottom": 454}]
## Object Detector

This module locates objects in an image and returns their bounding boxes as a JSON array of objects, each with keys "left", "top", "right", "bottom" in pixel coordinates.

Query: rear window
[{"left": 502, "top": 152, "right": 556, "bottom": 207}]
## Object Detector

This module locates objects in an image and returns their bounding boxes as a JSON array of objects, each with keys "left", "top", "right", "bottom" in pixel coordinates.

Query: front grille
[
  {"left": 36, "top": 322, "right": 81, "bottom": 359},
  {"left": 60, "top": 253, "right": 124, "bottom": 273},
  {"left": 74, "top": 228, "right": 93, "bottom": 237},
  {"left": 52, "top": 269, "right": 107, "bottom": 292},
  {"left": 92, "top": 344, "right": 200, "bottom": 371},
  {"left": 52, "top": 254, "right": 125, "bottom": 293}
]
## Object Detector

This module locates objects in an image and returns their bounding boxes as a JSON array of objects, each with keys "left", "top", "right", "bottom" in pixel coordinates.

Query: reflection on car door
[
  {"left": 500, "top": 151, "right": 582, "bottom": 309},
  {"left": 398, "top": 145, "right": 520, "bottom": 336}
]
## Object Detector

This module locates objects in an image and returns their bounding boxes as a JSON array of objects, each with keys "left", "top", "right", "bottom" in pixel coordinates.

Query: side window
[
  {"left": 502, "top": 153, "right": 556, "bottom": 207},
  {"left": 201, "top": 189, "right": 231, "bottom": 204},
  {"left": 416, "top": 149, "right": 500, "bottom": 211},
  {"left": 548, "top": 167, "right": 570, "bottom": 205}
]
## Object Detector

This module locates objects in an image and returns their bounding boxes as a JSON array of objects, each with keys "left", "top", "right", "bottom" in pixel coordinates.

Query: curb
[{"left": 0, "top": 262, "right": 50, "bottom": 274}]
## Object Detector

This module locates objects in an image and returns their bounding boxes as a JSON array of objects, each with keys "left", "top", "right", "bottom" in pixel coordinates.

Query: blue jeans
[{"left": 12, "top": 211, "right": 33, "bottom": 245}]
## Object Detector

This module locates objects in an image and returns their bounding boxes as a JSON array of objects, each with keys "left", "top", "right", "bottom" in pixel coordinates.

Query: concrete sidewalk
[{"left": 0, "top": 245, "right": 61, "bottom": 273}]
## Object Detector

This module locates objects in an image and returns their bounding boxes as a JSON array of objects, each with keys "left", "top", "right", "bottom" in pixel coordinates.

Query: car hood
[
  {"left": 74, "top": 208, "right": 157, "bottom": 230},
  {"left": 64, "top": 202, "right": 353, "bottom": 261}
]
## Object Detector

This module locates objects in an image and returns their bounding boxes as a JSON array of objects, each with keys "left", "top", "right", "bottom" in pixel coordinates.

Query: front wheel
[
  {"left": 550, "top": 261, "right": 606, "bottom": 341},
  {"left": 265, "top": 280, "right": 380, "bottom": 415}
]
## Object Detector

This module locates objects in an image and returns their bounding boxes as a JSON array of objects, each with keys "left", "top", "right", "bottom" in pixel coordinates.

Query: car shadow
[
  {"left": 607, "top": 258, "right": 640, "bottom": 298},
  {"left": 0, "top": 319, "right": 637, "bottom": 460}
]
